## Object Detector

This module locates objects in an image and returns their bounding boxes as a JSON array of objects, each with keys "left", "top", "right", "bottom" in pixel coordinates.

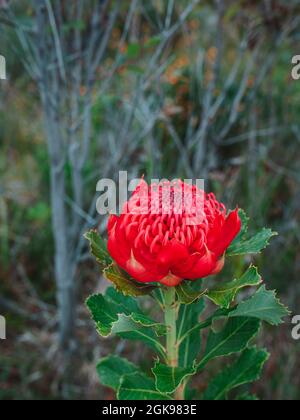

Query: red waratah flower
[{"left": 107, "top": 179, "right": 241, "bottom": 287}]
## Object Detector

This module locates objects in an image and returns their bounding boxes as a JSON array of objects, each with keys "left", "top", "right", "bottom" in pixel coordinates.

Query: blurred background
[{"left": 0, "top": 0, "right": 299, "bottom": 400}]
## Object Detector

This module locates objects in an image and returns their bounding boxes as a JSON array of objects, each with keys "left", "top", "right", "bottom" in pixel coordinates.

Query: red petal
[
  {"left": 206, "top": 213, "right": 225, "bottom": 250},
  {"left": 210, "top": 254, "right": 225, "bottom": 275},
  {"left": 125, "top": 250, "right": 164, "bottom": 283},
  {"left": 157, "top": 240, "right": 190, "bottom": 273},
  {"left": 159, "top": 273, "right": 182, "bottom": 287},
  {"left": 133, "top": 244, "right": 168, "bottom": 276},
  {"left": 107, "top": 216, "right": 131, "bottom": 267},
  {"left": 211, "top": 208, "right": 241, "bottom": 256},
  {"left": 177, "top": 246, "right": 218, "bottom": 279},
  {"left": 108, "top": 214, "right": 118, "bottom": 232}
]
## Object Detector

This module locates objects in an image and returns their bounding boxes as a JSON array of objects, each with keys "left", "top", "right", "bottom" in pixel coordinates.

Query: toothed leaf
[
  {"left": 229, "top": 285, "right": 290, "bottom": 325},
  {"left": 206, "top": 266, "right": 262, "bottom": 308},
  {"left": 118, "top": 372, "right": 172, "bottom": 400},
  {"left": 203, "top": 347, "right": 269, "bottom": 400},
  {"left": 197, "top": 317, "right": 261, "bottom": 370},
  {"left": 152, "top": 361, "right": 196, "bottom": 394},
  {"left": 97, "top": 356, "right": 139, "bottom": 391}
]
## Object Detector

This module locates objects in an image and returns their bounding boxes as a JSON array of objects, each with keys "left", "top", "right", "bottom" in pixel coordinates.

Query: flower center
[{"left": 123, "top": 181, "right": 226, "bottom": 254}]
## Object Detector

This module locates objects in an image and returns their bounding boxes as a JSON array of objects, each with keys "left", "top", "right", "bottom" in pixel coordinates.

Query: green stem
[
  {"left": 164, "top": 287, "right": 178, "bottom": 367},
  {"left": 163, "top": 287, "right": 186, "bottom": 400}
]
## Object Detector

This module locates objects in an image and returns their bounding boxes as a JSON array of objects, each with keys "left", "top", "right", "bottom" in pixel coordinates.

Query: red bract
[{"left": 107, "top": 180, "right": 241, "bottom": 287}]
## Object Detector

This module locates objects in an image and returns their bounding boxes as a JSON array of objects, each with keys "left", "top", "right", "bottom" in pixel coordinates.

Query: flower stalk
[
  {"left": 164, "top": 287, "right": 178, "bottom": 368},
  {"left": 163, "top": 287, "right": 185, "bottom": 400}
]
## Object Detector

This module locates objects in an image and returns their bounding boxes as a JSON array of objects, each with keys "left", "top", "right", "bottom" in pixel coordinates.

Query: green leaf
[
  {"left": 86, "top": 288, "right": 166, "bottom": 356},
  {"left": 152, "top": 360, "right": 196, "bottom": 394},
  {"left": 144, "top": 35, "right": 161, "bottom": 48},
  {"left": 104, "top": 263, "right": 157, "bottom": 297},
  {"left": 118, "top": 328, "right": 166, "bottom": 357},
  {"left": 127, "top": 43, "right": 141, "bottom": 59},
  {"left": 197, "top": 317, "right": 261, "bottom": 370},
  {"left": 118, "top": 372, "right": 172, "bottom": 400},
  {"left": 86, "top": 293, "right": 120, "bottom": 337},
  {"left": 86, "top": 288, "right": 163, "bottom": 336},
  {"left": 108, "top": 312, "right": 166, "bottom": 336},
  {"left": 228, "top": 285, "right": 290, "bottom": 325},
  {"left": 96, "top": 356, "right": 139, "bottom": 391},
  {"left": 127, "top": 65, "right": 144, "bottom": 74},
  {"left": 131, "top": 313, "right": 167, "bottom": 336},
  {"left": 203, "top": 347, "right": 269, "bottom": 400},
  {"left": 111, "top": 313, "right": 167, "bottom": 337},
  {"left": 177, "top": 306, "right": 232, "bottom": 365},
  {"left": 105, "top": 286, "right": 140, "bottom": 313},
  {"left": 84, "top": 230, "right": 112, "bottom": 268},
  {"left": 176, "top": 282, "right": 207, "bottom": 304},
  {"left": 227, "top": 209, "right": 277, "bottom": 256},
  {"left": 205, "top": 266, "right": 262, "bottom": 308},
  {"left": 235, "top": 209, "right": 249, "bottom": 241},
  {"left": 228, "top": 228, "right": 277, "bottom": 256},
  {"left": 178, "top": 299, "right": 205, "bottom": 368},
  {"left": 85, "top": 229, "right": 156, "bottom": 297}
]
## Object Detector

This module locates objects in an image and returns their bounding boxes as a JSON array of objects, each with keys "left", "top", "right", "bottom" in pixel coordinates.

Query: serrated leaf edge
[
  {"left": 152, "top": 359, "right": 197, "bottom": 394},
  {"left": 117, "top": 372, "right": 173, "bottom": 400},
  {"left": 175, "top": 282, "right": 208, "bottom": 305},
  {"left": 96, "top": 355, "right": 139, "bottom": 391},
  {"left": 103, "top": 263, "right": 157, "bottom": 297},
  {"left": 84, "top": 229, "right": 112, "bottom": 266},
  {"left": 228, "top": 229, "right": 278, "bottom": 256},
  {"left": 229, "top": 285, "right": 291, "bottom": 325},
  {"left": 197, "top": 318, "right": 262, "bottom": 371},
  {"left": 204, "top": 346, "right": 270, "bottom": 400},
  {"left": 205, "top": 265, "right": 262, "bottom": 308},
  {"left": 86, "top": 295, "right": 166, "bottom": 338}
]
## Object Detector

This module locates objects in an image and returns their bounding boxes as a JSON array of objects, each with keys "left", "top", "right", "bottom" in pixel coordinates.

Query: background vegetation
[{"left": 0, "top": 0, "right": 299, "bottom": 400}]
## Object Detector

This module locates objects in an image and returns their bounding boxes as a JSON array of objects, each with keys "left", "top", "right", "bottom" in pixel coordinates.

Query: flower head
[{"left": 107, "top": 179, "right": 241, "bottom": 287}]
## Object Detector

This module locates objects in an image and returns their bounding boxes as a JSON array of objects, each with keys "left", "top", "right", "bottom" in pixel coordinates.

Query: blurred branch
[{"left": 224, "top": 126, "right": 289, "bottom": 146}]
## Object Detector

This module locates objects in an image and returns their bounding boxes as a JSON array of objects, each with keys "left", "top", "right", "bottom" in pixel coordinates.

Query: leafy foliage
[
  {"left": 227, "top": 210, "right": 277, "bottom": 256},
  {"left": 84, "top": 230, "right": 112, "bottom": 269},
  {"left": 178, "top": 299, "right": 205, "bottom": 368},
  {"left": 203, "top": 347, "right": 269, "bottom": 400},
  {"left": 175, "top": 281, "right": 207, "bottom": 304},
  {"left": 86, "top": 211, "right": 288, "bottom": 400},
  {"left": 118, "top": 372, "right": 172, "bottom": 400},
  {"left": 104, "top": 263, "right": 157, "bottom": 297},
  {"left": 228, "top": 285, "right": 290, "bottom": 325},
  {"left": 86, "top": 288, "right": 166, "bottom": 356},
  {"left": 152, "top": 361, "right": 196, "bottom": 394},
  {"left": 206, "top": 266, "right": 262, "bottom": 308},
  {"left": 97, "top": 356, "right": 139, "bottom": 391},
  {"left": 85, "top": 230, "right": 156, "bottom": 297},
  {"left": 197, "top": 317, "right": 261, "bottom": 370},
  {"left": 228, "top": 228, "right": 278, "bottom": 256}
]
